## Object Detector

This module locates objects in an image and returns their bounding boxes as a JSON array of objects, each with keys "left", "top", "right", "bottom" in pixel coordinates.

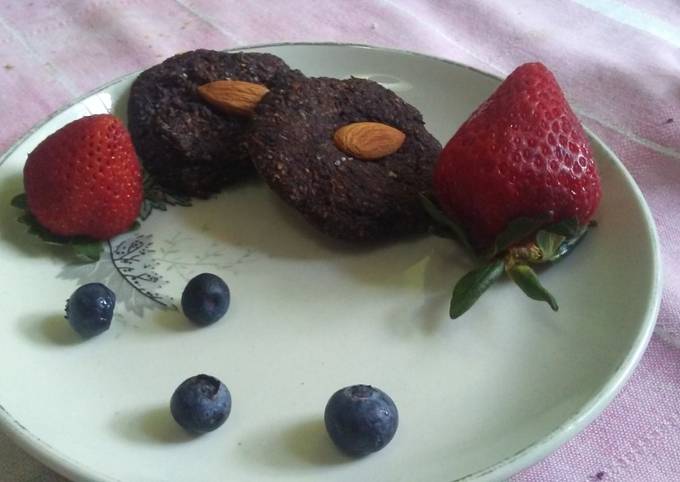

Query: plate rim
[{"left": 0, "top": 41, "right": 663, "bottom": 482}]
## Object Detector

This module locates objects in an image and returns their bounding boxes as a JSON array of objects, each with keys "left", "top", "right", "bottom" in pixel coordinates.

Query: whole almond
[
  {"left": 197, "top": 80, "right": 269, "bottom": 117},
  {"left": 333, "top": 122, "right": 406, "bottom": 161}
]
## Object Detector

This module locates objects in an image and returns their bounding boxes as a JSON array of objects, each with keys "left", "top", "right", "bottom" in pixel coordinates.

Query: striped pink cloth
[{"left": 1, "top": 1, "right": 679, "bottom": 480}]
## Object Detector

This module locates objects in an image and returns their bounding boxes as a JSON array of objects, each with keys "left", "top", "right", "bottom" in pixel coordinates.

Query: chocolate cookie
[
  {"left": 128, "top": 49, "right": 302, "bottom": 197},
  {"left": 249, "top": 77, "right": 442, "bottom": 241}
]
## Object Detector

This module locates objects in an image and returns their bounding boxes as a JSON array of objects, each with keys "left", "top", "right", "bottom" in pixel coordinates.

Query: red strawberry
[
  {"left": 23, "top": 114, "right": 143, "bottom": 240},
  {"left": 434, "top": 62, "right": 601, "bottom": 249},
  {"left": 428, "top": 63, "right": 602, "bottom": 318}
]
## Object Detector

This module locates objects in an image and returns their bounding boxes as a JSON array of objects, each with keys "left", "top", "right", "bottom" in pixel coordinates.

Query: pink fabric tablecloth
[{"left": 1, "top": 1, "right": 679, "bottom": 480}]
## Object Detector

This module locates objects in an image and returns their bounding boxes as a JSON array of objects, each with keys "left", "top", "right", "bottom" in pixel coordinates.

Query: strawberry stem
[
  {"left": 446, "top": 218, "right": 595, "bottom": 318},
  {"left": 484, "top": 215, "right": 550, "bottom": 259}
]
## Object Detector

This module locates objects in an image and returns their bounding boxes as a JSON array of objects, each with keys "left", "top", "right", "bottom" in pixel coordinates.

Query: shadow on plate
[
  {"left": 378, "top": 244, "right": 474, "bottom": 338},
  {"left": 148, "top": 307, "right": 197, "bottom": 333},
  {"left": 111, "top": 405, "right": 197, "bottom": 445},
  {"left": 420, "top": 246, "right": 475, "bottom": 333},
  {"left": 178, "top": 183, "right": 458, "bottom": 289},
  {"left": 238, "top": 418, "right": 352, "bottom": 469},
  {"left": 179, "top": 181, "right": 389, "bottom": 260},
  {"left": 17, "top": 313, "right": 84, "bottom": 347}
]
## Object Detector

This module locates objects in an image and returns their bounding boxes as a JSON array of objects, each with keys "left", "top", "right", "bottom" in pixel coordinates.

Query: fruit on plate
[
  {"left": 426, "top": 62, "right": 601, "bottom": 318},
  {"left": 171, "top": 374, "right": 232, "bottom": 434},
  {"left": 65, "top": 283, "right": 116, "bottom": 338},
  {"left": 14, "top": 114, "right": 143, "bottom": 260},
  {"left": 324, "top": 385, "right": 399, "bottom": 457},
  {"left": 181, "top": 273, "right": 231, "bottom": 326}
]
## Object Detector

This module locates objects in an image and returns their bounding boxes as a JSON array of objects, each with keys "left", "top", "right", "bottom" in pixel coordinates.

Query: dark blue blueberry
[
  {"left": 170, "top": 374, "right": 231, "bottom": 434},
  {"left": 324, "top": 384, "right": 398, "bottom": 457},
  {"left": 64, "top": 283, "right": 115, "bottom": 338},
  {"left": 181, "top": 273, "right": 230, "bottom": 326}
]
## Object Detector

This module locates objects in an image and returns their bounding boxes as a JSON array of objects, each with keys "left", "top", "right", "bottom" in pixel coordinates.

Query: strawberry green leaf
[
  {"left": 16, "top": 212, "right": 32, "bottom": 226},
  {"left": 10, "top": 193, "right": 27, "bottom": 209},
  {"left": 507, "top": 264, "right": 558, "bottom": 311},
  {"left": 534, "top": 218, "right": 595, "bottom": 264},
  {"left": 535, "top": 230, "right": 566, "bottom": 261},
  {"left": 141, "top": 171, "right": 192, "bottom": 220},
  {"left": 450, "top": 258, "right": 504, "bottom": 319},
  {"left": 21, "top": 213, "right": 70, "bottom": 245},
  {"left": 552, "top": 225, "right": 590, "bottom": 262},
  {"left": 487, "top": 215, "right": 551, "bottom": 259},
  {"left": 14, "top": 197, "right": 103, "bottom": 262},
  {"left": 419, "top": 193, "right": 475, "bottom": 256},
  {"left": 72, "top": 241, "right": 103, "bottom": 262}
]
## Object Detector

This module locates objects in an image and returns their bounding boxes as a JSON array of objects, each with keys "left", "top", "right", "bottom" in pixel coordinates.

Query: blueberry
[
  {"left": 181, "top": 273, "right": 230, "bottom": 326},
  {"left": 64, "top": 283, "right": 115, "bottom": 338},
  {"left": 324, "top": 385, "right": 398, "bottom": 457},
  {"left": 170, "top": 374, "right": 231, "bottom": 434}
]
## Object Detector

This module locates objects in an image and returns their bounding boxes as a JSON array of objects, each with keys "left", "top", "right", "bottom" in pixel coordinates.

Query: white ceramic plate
[{"left": 0, "top": 43, "right": 661, "bottom": 482}]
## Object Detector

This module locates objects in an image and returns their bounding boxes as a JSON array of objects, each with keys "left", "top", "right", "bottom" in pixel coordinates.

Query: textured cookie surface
[
  {"left": 249, "top": 77, "right": 442, "bottom": 241},
  {"left": 128, "top": 49, "right": 302, "bottom": 197}
]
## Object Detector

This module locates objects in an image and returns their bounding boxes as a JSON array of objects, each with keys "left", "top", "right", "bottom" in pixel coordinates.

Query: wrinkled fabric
[{"left": 0, "top": 1, "right": 678, "bottom": 480}]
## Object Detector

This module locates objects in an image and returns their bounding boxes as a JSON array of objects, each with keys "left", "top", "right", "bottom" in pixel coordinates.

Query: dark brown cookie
[
  {"left": 249, "top": 77, "right": 442, "bottom": 242},
  {"left": 127, "top": 49, "right": 303, "bottom": 197}
]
